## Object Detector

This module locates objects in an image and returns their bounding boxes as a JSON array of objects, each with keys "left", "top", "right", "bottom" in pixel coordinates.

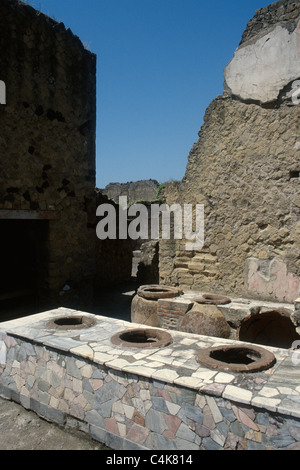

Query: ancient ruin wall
[
  {"left": 0, "top": 0, "right": 96, "bottom": 301},
  {"left": 95, "top": 192, "right": 135, "bottom": 286},
  {"left": 159, "top": 0, "right": 300, "bottom": 303},
  {"left": 100, "top": 179, "right": 159, "bottom": 205}
]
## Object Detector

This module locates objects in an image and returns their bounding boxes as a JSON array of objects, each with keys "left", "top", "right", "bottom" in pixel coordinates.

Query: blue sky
[{"left": 26, "top": 0, "right": 271, "bottom": 187}]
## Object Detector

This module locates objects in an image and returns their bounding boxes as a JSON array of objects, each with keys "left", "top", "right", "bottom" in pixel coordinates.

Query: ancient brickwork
[
  {"left": 100, "top": 180, "right": 159, "bottom": 205},
  {"left": 0, "top": 0, "right": 96, "bottom": 302},
  {"left": 95, "top": 192, "right": 135, "bottom": 287},
  {"left": 159, "top": 0, "right": 300, "bottom": 303},
  {"left": 157, "top": 298, "right": 193, "bottom": 330},
  {"left": 240, "top": 0, "right": 300, "bottom": 45}
]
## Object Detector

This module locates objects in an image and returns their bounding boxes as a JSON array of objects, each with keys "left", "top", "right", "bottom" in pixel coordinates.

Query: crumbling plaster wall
[
  {"left": 159, "top": 0, "right": 300, "bottom": 303},
  {"left": 0, "top": 0, "right": 96, "bottom": 300}
]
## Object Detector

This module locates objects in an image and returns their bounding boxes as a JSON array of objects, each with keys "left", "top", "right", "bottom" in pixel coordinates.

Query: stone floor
[{"left": 0, "top": 397, "right": 108, "bottom": 450}]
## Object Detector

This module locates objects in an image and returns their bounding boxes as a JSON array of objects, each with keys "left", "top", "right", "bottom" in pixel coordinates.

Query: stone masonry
[
  {"left": 0, "top": 0, "right": 96, "bottom": 304},
  {"left": 1, "top": 308, "right": 300, "bottom": 450},
  {"left": 100, "top": 180, "right": 159, "bottom": 205},
  {"left": 159, "top": 0, "right": 300, "bottom": 304}
]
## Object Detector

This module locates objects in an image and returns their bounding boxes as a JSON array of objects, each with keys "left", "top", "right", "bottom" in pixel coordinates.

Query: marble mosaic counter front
[{"left": 1, "top": 308, "right": 300, "bottom": 450}]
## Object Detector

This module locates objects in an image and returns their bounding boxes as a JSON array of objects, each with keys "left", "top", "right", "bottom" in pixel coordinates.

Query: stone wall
[
  {"left": 240, "top": 0, "right": 300, "bottom": 45},
  {"left": 100, "top": 180, "right": 159, "bottom": 205},
  {"left": 0, "top": 0, "right": 96, "bottom": 305},
  {"left": 159, "top": 0, "right": 300, "bottom": 303},
  {"left": 2, "top": 333, "right": 300, "bottom": 451},
  {"left": 95, "top": 192, "right": 135, "bottom": 287},
  {"left": 95, "top": 190, "right": 160, "bottom": 287}
]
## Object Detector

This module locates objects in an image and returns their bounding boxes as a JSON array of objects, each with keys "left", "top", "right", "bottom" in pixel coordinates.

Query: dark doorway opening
[{"left": 0, "top": 219, "right": 49, "bottom": 317}]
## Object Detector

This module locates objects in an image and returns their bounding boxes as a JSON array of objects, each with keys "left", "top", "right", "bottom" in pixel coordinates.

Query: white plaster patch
[{"left": 224, "top": 23, "right": 300, "bottom": 103}]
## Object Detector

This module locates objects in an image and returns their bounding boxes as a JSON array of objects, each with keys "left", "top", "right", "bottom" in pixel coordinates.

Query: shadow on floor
[
  {"left": 90, "top": 280, "right": 137, "bottom": 322},
  {"left": 0, "top": 280, "right": 138, "bottom": 324}
]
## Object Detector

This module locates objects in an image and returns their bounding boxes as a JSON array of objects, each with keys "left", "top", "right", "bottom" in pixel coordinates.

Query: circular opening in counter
[
  {"left": 195, "top": 293, "right": 231, "bottom": 305},
  {"left": 46, "top": 315, "right": 96, "bottom": 330},
  {"left": 145, "top": 288, "right": 170, "bottom": 293},
  {"left": 111, "top": 328, "right": 173, "bottom": 349},
  {"left": 197, "top": 344, "right": 276, "bottom": 373},
  {"left": 137, "top": 285, "right": 182, "bottom": 300}
]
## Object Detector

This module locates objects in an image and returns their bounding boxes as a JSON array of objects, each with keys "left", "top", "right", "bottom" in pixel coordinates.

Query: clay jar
[
  {"left": 131, "top": 285, "right": 183, "bottom": 327},
  {"left": 179, "top": 303, "right": 231, "bottom": 339},
  {"left": 237, "top": 308, "right": 300, "bottom": 349}
]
